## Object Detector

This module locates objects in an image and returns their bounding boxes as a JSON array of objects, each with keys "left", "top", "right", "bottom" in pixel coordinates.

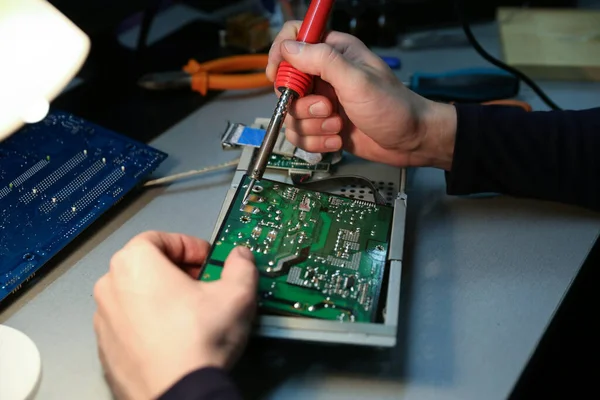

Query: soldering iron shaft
[
  {"left": 243, "top": 88, "right": 296, "bottom": 202},
  {"left": 243, "top": 0, "right": 335, "bottom": 203},
  {"left": 251, "top": 88, "right": 295, "bottom": 180}
]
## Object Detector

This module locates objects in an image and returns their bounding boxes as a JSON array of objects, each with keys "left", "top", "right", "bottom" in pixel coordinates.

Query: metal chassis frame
[{"left": 210, "top": 145, "right": 407, "bottom": 347}]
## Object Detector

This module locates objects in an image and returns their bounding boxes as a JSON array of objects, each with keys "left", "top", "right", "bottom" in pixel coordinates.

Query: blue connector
[{"left": 379, "top": 55, "right": 401, "bottom": 70}]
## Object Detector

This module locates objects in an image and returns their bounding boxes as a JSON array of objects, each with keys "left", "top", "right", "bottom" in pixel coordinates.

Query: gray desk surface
[{"left": 2, "top": 8, "right": 600, "bottom": 400}]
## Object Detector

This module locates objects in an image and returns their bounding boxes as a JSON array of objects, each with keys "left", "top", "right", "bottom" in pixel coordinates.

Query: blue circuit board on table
[{"left": 0, "top": 110, "right": 167, "bottom": 302}]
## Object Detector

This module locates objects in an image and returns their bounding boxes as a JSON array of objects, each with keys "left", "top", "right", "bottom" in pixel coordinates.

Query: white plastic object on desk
[
  {"left": 0, "top": 0, "right": 90, "bottom": 142},
  {"left": 0, "top": 325, "right": 42, "bottom": 400}
]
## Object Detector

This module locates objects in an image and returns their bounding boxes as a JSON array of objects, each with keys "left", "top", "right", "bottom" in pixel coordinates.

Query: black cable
[
  {"left": 454, "top": 0, "right": 562, "bottom": 111},
  {"left": 136, "top": 0, "right": 162, "bottom": 53}
]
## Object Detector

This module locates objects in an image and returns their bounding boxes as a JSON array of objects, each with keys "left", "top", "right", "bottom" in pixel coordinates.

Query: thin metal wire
[{"left": 143, "top": 158, "right": 240, "bottom": 187}]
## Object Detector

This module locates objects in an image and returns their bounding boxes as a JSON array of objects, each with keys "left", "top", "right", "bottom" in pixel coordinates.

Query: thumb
[
  {"left": 221, "top": 246, "right": 259, "bottom": 291},
  {"left": 279, "top": 40, "right": 359, "bottom": 90}
]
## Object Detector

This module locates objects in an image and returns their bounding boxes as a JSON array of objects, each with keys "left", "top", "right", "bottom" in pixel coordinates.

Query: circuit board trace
[{"left": 201, "top": 175, "right": 392, "bottom": 323}]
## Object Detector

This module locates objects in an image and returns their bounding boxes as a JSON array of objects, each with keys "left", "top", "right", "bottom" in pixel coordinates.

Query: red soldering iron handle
[
  {"left": 296, "top": 0, "right": 335, "bottom": 43},
  {"left": 275, "top": 0, "right": 335, "bottom": 97}
]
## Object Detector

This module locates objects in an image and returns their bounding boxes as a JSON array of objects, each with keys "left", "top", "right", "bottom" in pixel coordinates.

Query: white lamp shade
[{"left": 0, "top": 0, "right": 90, "bottom": 141}]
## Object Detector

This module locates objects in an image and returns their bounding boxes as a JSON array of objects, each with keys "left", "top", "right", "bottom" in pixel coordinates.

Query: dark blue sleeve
[
  {"left": 446, "top": 104, "right": 600, "bottom": 211},
  {"left": 157, "top": 367, "right": 243, "bottom": 400}
]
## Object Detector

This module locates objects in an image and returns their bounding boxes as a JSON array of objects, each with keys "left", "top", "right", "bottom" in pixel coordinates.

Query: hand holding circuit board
[{"left": 93, "top": 231, "right": 258, "bottom": 399}]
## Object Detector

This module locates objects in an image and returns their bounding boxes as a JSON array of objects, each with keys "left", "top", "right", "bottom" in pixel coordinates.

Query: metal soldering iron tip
[{"left": 242, "top": 179, "right": 255, "bottom": 204}]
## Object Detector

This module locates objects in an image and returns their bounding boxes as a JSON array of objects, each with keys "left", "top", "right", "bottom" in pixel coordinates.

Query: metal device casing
[{"left": 210, "top": 144, "right": 406, "bottom": 347}]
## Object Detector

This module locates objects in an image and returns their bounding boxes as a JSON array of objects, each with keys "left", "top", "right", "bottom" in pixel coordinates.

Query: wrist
[
  {"left": 416, "top": 101, "right": 457, "bottom": 171},
  {"left": 146, "top": 355, "right": 226, "bottom": 399}
]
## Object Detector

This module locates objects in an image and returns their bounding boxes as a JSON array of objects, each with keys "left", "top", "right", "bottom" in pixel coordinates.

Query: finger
[
  {"left": 92, "top": 312, "right": 109, "bottom": 372},
  {"left": 267, "top": 20, "right": 302, "bottom": 80},
  {"left": 92, "top": 275, "right": 114, "bottom": 318},
  {"left": 286, "top": 129, "right": 342, "bottom": 153},
  {"left": 267, "top": 27, "right": 365, "bottom": 81},
  {"left": 221, "top": 247, "right": 259, "bottom": 291},
  {"left": 320, "top": 31, "right": 384, "bottom": 65},
  {"left": 128, "top": 231, "right": 211, "bottom": 266},
  {"left": 94, "top": 314, "right": 125, "bottom": 399},
  {"left": 278, "top": 40, "right": 362, "bottom": 90},
  {"left": 180, "top": 263, "right": 202, "bottom": 279},
  {"left": 102, "top": 367, "right": 120, "bottom": 400},
  {"left": 288, "top": 94, "right": 333, "bottom": 119},
  {"left": 93, "top": 312, "right": 103, "bottom": 339},
  {"left": 312, "top": 77, "right": 339, "bottom": 101},
  {"left": 286, "top": 114, "right": 342, "bottom": 135}
]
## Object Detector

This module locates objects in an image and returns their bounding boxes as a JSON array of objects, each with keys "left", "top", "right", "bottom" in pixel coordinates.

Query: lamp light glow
[{"left": 0, "top": 0, "right": 90, "bottom": 141}]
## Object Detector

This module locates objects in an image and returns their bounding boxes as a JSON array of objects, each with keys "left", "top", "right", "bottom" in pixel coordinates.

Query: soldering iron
[{"left": 243, "top": 0, "right": 335, "bottom": 203}]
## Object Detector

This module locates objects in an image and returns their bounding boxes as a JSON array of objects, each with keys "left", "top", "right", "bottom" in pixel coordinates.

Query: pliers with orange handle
[
  {"left": 137, "top": 54, "right": 271, "bottom": 95},
  {"left": 450, "top": 99, "right": 533, "bottom": 112},
  {"left": 481, "top": 99, "right": 532, "bottom": 112}
]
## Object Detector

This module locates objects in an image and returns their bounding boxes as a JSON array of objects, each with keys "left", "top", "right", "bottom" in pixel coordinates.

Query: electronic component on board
[{"left": 201, "top": 175, "right": 392, "bottom": 323}]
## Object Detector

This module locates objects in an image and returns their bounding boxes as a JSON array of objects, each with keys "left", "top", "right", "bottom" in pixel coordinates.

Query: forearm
[
  {"left": 158, "top": 368, "right": 242, "bottom": 400},
  {"left": 428, "top": 103, "right": 600, "bottom": 211}
]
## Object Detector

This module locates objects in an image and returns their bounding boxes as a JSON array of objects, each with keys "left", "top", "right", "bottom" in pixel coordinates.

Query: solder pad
[
  {"left": 0, "top": 110, "right": 167, "bottom": 303},
  {"left": 267, "top": 153, "right": 331, "bottom": 172},
  {"left": 201, "top": 175, "right": 393, "bottom": 323}
]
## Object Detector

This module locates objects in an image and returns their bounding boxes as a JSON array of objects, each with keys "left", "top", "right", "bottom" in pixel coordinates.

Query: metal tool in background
[
  {"left": 405, "top": 67, "right": 520, "bottom": 103},
  {"left": 137, "top": 54, "right": 271, "bottom": 95},
  {"left": 243, "top": 0, "right": 336, "bottom": 203}
]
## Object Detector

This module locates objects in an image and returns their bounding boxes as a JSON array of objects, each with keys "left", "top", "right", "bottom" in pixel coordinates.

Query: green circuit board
[
  {"left": 200, "top": 175, "right": 393, "bottom": 323},
  {"left": 267, "top": 154, "right": 331, "bottom": 172}
]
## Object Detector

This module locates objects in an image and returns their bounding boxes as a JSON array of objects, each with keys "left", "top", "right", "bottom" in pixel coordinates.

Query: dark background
[
  {"left": 48, "top": 0, "right": 577, "bottom": 144},
  {"left": 48, "top": 0, "right": 596, "bottom": 398}
]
